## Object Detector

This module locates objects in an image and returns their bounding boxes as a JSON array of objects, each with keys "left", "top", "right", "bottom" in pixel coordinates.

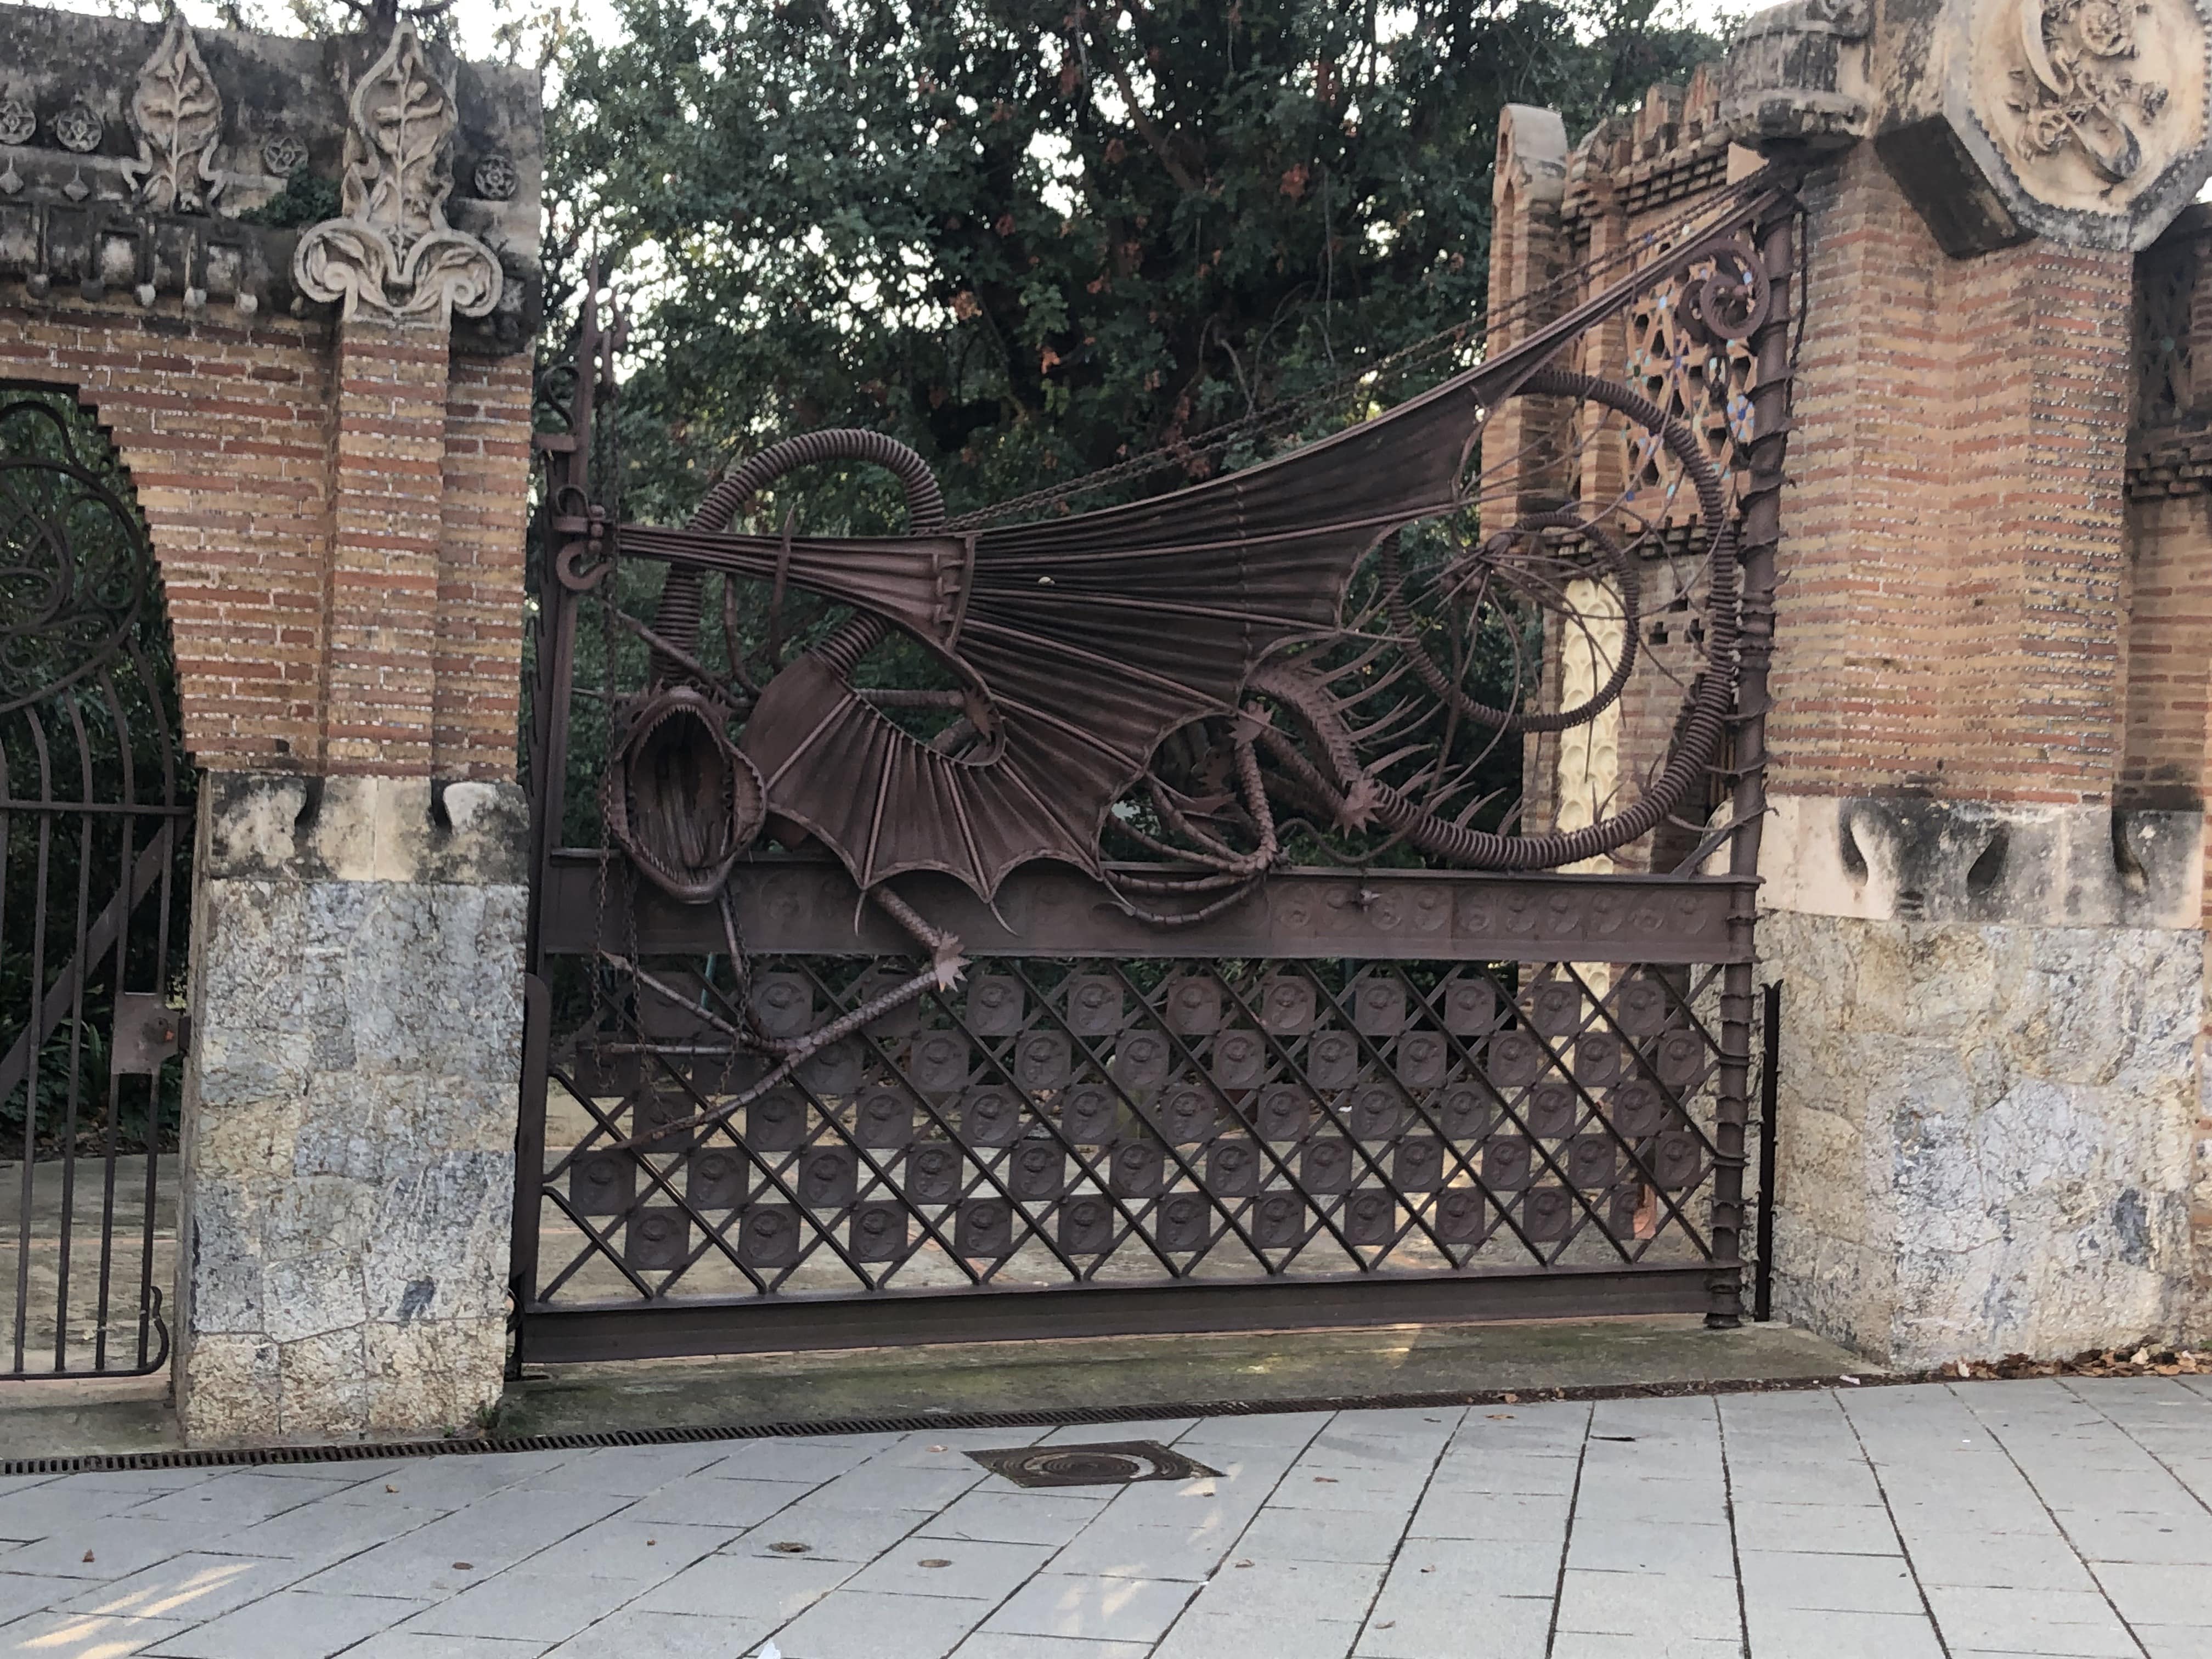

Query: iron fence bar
[
  {"left": 507, "top": 974, "right": 551, "bottom": 1372},
  {"left": 1100, "top": 961, "right": 1372, "bottom": 1274},
  {"left": 90, "top": 668, "right": 137, "bottom": 1375},
  {"left": 533, "top": 1054, "right": 772, "bottom": 1303},
  {"left": 128, "top": 630, "right": 182, "bottom": 1377},
  {"left": 0, "top": 800, "right": 192, "bottom": 815},
  {"left": 13, "top": 709, "right": 55, "bottom": 1375},
  {"left": 1754, "top": 979, "right": 1781, "bottom": 1323},
  {"left": 1374, "top": 961, "right": 1654, "bottom": 1267},
  {"left": 735, "top": 966, "right": 1025, "bottom": 1293},
  {"left": 1356, "top": 963, "right": 1622, "bottom": 1268},
  {"left": 53, "top": 694, "right": 100, "bottom": 1372},
  {"left": 768, "top": 993, "right": 997, "bottom": 1293}
]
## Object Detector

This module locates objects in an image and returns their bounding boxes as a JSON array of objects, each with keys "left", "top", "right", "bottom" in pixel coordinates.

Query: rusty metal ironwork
[
  {"left": 513, "top": 177, "right": 1799, "bottom": 1365},
  {"left": 0, "top": 390, "right": 185, "bottom": 1379}
]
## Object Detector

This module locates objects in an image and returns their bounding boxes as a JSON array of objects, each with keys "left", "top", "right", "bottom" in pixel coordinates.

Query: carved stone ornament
[
  {"left": 262, "top": 133, "right": 307, "bottom": 177},
  {"left": 1995, "top": 0, "right": 2182, "bottom": 187},
  {"left": 123, "top": 15, "right": 224, "bottom": 215},
  {"left": 291, "top": 21, "right": 501, "bottom": 324},
  {"left": 1716, "top": 0, "right": 1872, "bottom": 153},
  {"left": 472, "top": 153, "right": 517, "bottom": 200},
  {"left": 0, "top": 95, "right": 33, "bottom": 148},
  {"left": 52, "top": 99, "right": 103, "bottom": 155},
  {"left": 1930, "top": 0, "right": 2212, "bottom": 250}
]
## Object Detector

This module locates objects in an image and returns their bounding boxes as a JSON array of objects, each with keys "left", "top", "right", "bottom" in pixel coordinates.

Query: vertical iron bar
[
  {"left": 89, "top": 671, "right": 138, "bottom": 1374},
  {"left": 15, "top": 714, "right": 55, "bottom": 1372},
  {"left": 1707, "top": 187, "right": 1797, "bottom": 1328},
  {"left": 507, "top": 973, "right": 551, "bottom": 1376},
  {"left": 137, "top": 631, "right": 182, "bottom": 1375},
  {"left": 53, "top": 693, "right": 99, "bottom": 1370},
  {"left": 523, "top": 286, "right": 599, "bottom": 976},
  {"left": 1754, "top": 979, "right": 1781, "bottom": 1322}
]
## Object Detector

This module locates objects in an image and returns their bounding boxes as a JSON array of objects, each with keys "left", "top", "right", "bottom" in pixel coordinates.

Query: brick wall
[
  {"left": 0, "top": 291, "right": 531, "bottom": 781},
  {"left": 1777, "top": 147, "right": 2135, "bottom": 805}
]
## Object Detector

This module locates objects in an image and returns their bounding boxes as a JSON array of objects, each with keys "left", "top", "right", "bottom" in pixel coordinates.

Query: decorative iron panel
[
  {"left": 0, "top": 388, "right": 187, "bottom": 1379},
  {"left": 526, "top": 953, "right": 1733, "bottom": 1319}
]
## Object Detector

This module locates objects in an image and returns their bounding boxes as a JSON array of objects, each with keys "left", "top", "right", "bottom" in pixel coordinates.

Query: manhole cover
[{"left": 966, "top": 1440, "right": 1220, "bottom": 1489}]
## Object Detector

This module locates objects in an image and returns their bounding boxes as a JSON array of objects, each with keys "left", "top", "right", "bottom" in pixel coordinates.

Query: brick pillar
[
  {"left": 436, "top": 357, "right": 534, "bottom": 780},
  {"left": 172, "top": 309, "right": 533, "bottom": 1446},
  {"left": 1484, "top": 105, "right": 1576, "bottom": 833},
  {"left": 324, "top": 318, "right": 449, "bottom": 775},
  {"left": 1759, "top": 145, "right": 2202, "bottom": 1365}
]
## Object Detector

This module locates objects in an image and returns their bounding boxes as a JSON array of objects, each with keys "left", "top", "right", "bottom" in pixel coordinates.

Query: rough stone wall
[
  {"left": 1766, "top": 907, "right": 2198, "bottom": 1364},
  {"left": 178, "top": 774, "right": 526, "bottom": 1443}
]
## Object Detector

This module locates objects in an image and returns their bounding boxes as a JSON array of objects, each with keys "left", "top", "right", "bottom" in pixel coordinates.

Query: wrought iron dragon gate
[{"left": 511, "top": 174, "right": 1798, "bottom": 1365}]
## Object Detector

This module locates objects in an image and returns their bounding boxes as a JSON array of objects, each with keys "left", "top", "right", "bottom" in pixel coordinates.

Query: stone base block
[
  {"left": 1765, "top": 906, "right": 2199, "bottom": 1366},
  {"left": 175, "top": 772, "right": 527, "bottom": 1447}
]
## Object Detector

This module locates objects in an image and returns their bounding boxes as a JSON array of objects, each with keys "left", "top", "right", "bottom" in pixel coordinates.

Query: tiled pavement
[{"left": 0, "top": 1378, "right": 2208, "bottom": 1657}]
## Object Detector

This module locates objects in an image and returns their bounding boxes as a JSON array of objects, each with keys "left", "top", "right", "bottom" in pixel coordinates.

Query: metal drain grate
[{"left": 966, "top": 1440, "right": 1221, "bottom": 1488}]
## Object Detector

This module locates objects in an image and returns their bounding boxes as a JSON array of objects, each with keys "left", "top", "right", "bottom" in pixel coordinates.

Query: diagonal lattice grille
[{"left": 529, "top": 955, "right": 1729, "bottom": 1308}]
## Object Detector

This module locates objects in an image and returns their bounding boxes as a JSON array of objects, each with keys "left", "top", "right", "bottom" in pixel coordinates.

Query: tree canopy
[{"left": 552, "top": 0, "right": 1721, "bottom": 529}]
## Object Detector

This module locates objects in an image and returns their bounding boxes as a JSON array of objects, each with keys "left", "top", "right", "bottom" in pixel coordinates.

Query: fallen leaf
[
  {"left": 928, "top": 1445, "right": 946, "bottom": 1453},
  {"left": 1502, "top": 1392, "right": 1519, "bottom": 1404},
  {"left": 770, "top": 1542, "right": 811, "bottom": 1554},
  {"left": 1486, "top": 1413, "right": 1514, "bottom": 1421},
  {"left": 453, "top": 1562, "right": 473, "bottom": 1571},
  {"left": 385, "top": 1485, "right": 399, "bottom": 1493},
  {"left": 1420, "top": 1565, "right": 1435, "bottom": 1573},
  {"left": 1234, "top": 1559, "right": 1253, "bottom": 1568},
  {"left": 1378, "top": 1622, "right": 1396, "bottom": 1629},
  {"left": 1312, "top": 1476, "right": 1338, "bottom": 1483},
  {"left": 919, "top": 1558, "right": 952, "bottom": 1568},
  {"left": 646, "top": 1539, "right": 657, "bottom": 1547},
  {"left": 81, "top": 1550, "right": 93, "bottom": 1564}
]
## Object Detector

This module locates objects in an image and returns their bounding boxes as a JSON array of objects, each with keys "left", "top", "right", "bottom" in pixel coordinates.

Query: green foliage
[
  {"left": 551, "top": 0, "right": 1719, "bottom": 532},
  {"left": 235, "top": 168, "right": 342, "bottom": 229}
]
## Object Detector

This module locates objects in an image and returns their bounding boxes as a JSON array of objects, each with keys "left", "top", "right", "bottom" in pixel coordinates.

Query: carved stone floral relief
[
  {"left": 1972, "top": 0, "right": 2210, "bottom": 218},
  {"left": 123, "top": 15, "right": 224, "bottom": 215},
  {"left": 292, "top": 21, "right": 501, "bottom": 325},
  {"left": 52, "top": 99, "right": 103, "bottom": 155},
  {"left": 0, "top": 95, "right": 34, "bottom": 148}
]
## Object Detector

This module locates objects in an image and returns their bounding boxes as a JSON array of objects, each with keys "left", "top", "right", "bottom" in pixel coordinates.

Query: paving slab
[{"left": 0, "top": 1374, "right": 2199, "bottom": 1655}]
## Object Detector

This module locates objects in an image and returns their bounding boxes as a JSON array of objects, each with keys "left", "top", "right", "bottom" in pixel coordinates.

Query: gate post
[
  {"left": 1726, "top": 0, "right": 2212, "bottom": 1363},
  {"left": 166, "top": 18, "right": 541, "bottom": 1442}
]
